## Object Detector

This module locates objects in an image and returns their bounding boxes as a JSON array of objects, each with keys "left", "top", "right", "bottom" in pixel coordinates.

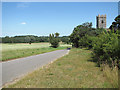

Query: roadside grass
[
  {"left": 101, "top": 65, "right": 118, "bottom": 88},
  {"left": 6, "top": 48, "right": 118, "bottom": 88},
  {"left": 2, "top": 43, "right": 71, "bottom": 61}
]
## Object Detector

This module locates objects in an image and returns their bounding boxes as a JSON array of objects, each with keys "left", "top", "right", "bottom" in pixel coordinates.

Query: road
[{"left": 2, "top": 49, "right": 69, "bottom": 87}]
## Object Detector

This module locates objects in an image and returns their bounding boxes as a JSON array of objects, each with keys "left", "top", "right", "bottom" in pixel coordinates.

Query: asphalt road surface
[{"left": 2, "top": 49, "right": 69, "bottom": 87}]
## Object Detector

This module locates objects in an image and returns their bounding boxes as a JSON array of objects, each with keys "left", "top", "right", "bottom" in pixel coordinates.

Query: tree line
[
  {"left": 70, "top": 15, "right": 120, "bottom": 69},
  {"left": 1, "top": 35, "right": 70, "bottom": 44}
]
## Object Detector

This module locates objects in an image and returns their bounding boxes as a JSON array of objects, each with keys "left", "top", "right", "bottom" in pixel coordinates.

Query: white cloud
[{"left": 21, "top": 22, "right": 27, "bottom": 25}]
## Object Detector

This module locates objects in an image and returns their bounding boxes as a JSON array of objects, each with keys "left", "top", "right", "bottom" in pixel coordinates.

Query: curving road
[{"left": 2, "top": 49, "right": 69, "bottom": 87}]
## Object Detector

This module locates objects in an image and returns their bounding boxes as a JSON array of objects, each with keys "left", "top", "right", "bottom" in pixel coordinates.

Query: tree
[
  {"left": 49, "top": 33, "right": 60, "bottom": 48},
  {"left": 59, "top": 36, "right": 70, "bottom": 44},
  {"left": 2, "top": 36, "right": 12, "bottom": 43},
  {"left": 2, "top": 35, "right": 70, "bottom": 43},
  {"left": 82, "top": 22, "right": 92, "bottom": 28},
  {"left": 25, "top": 36, "right": 31, "bottom": 44},
  {"left": 55, "top": 32, "right": 60, "bottom": 38},
  {"left": 109, "top": 15, "right": 120, "bottom": 31},
  {"left": 70, "top": 22, "right": 105, "bottom": 48},
  {"left": 24, "top": 36, "right": 36, "bottom": 44},
  {"left": 70, "top": 22, "right": 93, "bottom": 48},
  {"left": 29, "top": 36, "right": 36, "bottom": 44}
]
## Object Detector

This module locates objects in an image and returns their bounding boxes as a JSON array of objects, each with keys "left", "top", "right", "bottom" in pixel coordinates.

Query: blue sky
[{"left": 2, "top": 2, "right": 118, "bottom": 37}]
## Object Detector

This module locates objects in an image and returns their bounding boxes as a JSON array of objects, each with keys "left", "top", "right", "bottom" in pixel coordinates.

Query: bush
[{"left": 92, "top": 30, "right": 120, "bottom": 68}]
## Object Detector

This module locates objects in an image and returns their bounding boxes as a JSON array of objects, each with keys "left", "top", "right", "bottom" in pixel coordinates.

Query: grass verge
[
  {"left": 5, "top": 48, "right": 118, "bottom": 88},
  {"left": 101, "top": 64, "right": 118, "bottom": 88}
]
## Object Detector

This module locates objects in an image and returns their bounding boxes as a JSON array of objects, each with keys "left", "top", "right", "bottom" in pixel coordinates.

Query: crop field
[
  {"left": 2, "top": 43, "right": 71, "bottom": 61},
  {"left": 2, "top": 43, "right": 50, "bottom": 52}
]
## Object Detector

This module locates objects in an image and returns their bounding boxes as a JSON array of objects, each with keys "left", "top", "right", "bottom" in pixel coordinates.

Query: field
[
  {"left": 5, "top": 48, "right": 118, "bottom": 88},
  {"left": 2, "top": 43, "right": 71, "bottom": 61}
]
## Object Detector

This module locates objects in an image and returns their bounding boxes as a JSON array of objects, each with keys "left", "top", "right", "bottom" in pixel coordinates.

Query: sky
[
  {"left": 2, "top": 2, "right": 118, "bottom": 37},
  {"left": 118, "top": 1, "right": 120, "bottom": 15}
]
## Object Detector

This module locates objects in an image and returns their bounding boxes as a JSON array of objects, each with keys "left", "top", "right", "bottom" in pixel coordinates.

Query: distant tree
[
  {"left": 29, "top": 36, "right": 36, "bottom": 44},
  {"left": 49, "top": 33, "right": 60, "bottom": 48},
  {"left": 59, "top": 36, "right": 70, "bottom": 44},
  {"left": 82, "top": 22, "right": 92, "bottom": 28},
  {"left": 0, "top": 37, "right": 2, "bottom": 43},
  {"left": 24, "top": 36, "right": 36, "bottom": 44},
  {"left": 55, "top": 32, "right": 60, "bottom": 38},
  {"left": 2, "top": 36, "right": 12, "bottom": 43},
  {"left": 25, "top": 36, "right": 31, "bottom": 44},
  {"left": 2, "top": 35, "right": 70, "bottom": 44}
]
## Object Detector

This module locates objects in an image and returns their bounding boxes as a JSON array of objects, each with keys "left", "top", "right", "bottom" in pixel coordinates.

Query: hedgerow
[{"left": 70, "top": 18, "right": 120, "bottom": 69}]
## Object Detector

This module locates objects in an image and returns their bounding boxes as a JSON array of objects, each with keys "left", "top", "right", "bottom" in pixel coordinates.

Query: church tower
[{"left": 96, "top": 14, "right": 106, "bottom": 29}]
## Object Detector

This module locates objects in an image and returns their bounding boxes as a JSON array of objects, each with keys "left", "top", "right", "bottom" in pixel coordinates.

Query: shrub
[
  {"left": 49, "top": 33, "right": 60, "bottom": 48},
  {"left": 92, "top": 30, "right": 120, "bottom": 68}
]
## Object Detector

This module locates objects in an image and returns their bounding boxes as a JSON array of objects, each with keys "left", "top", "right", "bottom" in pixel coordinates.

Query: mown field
[
  {"left": 2, "top": 43, "right": 71, "bottom": 61},
  {"left": 5, "top": 48, "right": 118, "bottom": 88}
]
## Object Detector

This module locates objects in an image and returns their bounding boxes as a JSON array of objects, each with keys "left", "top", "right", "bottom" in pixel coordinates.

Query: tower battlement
[{"left": 97, "top": 14, "right": 106, "bottom": 17}]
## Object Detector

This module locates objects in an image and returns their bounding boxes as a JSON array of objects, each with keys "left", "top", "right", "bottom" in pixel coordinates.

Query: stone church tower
[{"left": 96, "top": 14, "right": 106, "bottom": 29}]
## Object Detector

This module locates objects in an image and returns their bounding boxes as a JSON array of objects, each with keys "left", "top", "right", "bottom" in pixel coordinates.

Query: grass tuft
[{"left": 102, "top": 65, "right": 118, "bottom": 88}]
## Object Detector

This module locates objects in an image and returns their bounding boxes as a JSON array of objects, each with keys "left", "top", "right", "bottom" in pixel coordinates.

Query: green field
[
  {"left": 2, "top": 43, "right": 71, "bottom": 61},
  {"left": 5, "top": 48, "right": 118, "bottom": 88}
]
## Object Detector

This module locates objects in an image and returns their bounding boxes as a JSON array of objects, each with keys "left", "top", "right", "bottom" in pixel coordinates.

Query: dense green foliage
[
  {"left": 2, "top": 35, "right": 49, "bottom": 43},
  {"left": 70, "top": 22, "right": 106, "bottom": 48},
  {"left": 1, "top": 35, "right": 70, "bottom": 44},
  {"left": 49, "top": 33, "right": 60, "bottom": 48},
  {"left": 109, "top": 15, "right": 120, "bottom": 31},
  {"left": 59, "top": 36, "right": 70, "bottom": 44},
  {"left": 70, "top": 15, "right": 120, "bottom": 69},
  {"left": 92, "top": 31, "right": 120, "bottom": 68}
]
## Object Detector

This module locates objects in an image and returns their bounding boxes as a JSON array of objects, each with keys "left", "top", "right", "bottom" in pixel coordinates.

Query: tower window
[{"left": 101, "top": 20, "right": 104, "bottom": 24}]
